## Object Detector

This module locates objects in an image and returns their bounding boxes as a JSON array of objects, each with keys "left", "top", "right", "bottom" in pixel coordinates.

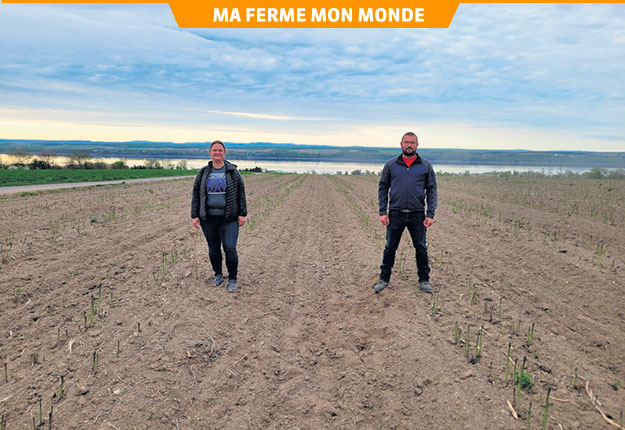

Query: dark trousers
[
  {"left": 200, "top": 216, "right": 239, "bottom": 280},
  {"left": 380, "top": 210, "right": 430, "bottom": 282}
]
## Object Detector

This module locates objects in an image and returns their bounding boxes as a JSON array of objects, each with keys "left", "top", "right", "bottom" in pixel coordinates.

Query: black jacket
[
  {"left": 191, "top": 160, "right": 247, "bottom": 221},
  {"left": 378, "top": 154, "right": 437, "bottom": 218}
]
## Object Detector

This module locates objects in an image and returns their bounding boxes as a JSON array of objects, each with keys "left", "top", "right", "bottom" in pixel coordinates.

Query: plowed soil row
[{"left": 1, "top": 173, "right": 624, "bottom": 430}]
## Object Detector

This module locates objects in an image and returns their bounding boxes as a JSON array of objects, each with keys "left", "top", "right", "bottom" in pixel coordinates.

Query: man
[{"left": 375, "top": 131, "right": 438, "bottom": 294}]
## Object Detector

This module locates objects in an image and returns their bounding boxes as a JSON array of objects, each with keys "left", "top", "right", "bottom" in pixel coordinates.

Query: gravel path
[{"left": 0, "top": 175, "right": 195, "bottom": 194}]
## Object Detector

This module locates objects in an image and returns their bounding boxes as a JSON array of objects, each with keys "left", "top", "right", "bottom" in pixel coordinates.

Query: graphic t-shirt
[{"left": 206, "top": 165, "right": 227, "bottom": 216}]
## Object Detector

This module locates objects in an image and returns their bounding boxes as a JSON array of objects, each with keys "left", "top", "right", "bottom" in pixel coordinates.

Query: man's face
[{"left": 401, "top": 135, "right": 418, "bottom": 156}]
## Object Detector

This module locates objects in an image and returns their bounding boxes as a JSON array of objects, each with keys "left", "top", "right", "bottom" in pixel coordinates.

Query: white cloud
[
  {"left": 1, "top": 3, "right": 624, "bottom": 150},
  {"left": 205, "top": 110, "right": 332, "bottom": 121}
]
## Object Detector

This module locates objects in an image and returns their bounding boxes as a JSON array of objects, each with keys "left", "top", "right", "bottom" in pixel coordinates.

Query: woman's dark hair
[{"left": 210, "top": 140, "right": 226, "bottom": 150}]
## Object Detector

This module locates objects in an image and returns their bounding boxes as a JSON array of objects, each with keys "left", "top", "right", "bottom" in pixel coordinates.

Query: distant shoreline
[
  {"left": 85, "top": 154, "right": 625, "bottom": 168},
  {"left": 2, "top": 139, "right": 625, "bottom": 168}
]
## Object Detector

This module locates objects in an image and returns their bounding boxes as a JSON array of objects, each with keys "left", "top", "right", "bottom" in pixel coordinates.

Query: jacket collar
[
  {"left": 396, "top": 153, "right": 421, "bottom": 166},
  {"left": 208, "top": 160, "right": 237, "bottom": 171}
]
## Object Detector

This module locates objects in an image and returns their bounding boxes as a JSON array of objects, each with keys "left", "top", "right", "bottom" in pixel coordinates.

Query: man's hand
[
  {"left": 192, "top": 217, "right": 201, "bottom": 229},
  {"left": 380, "top": 215, "right": 389, "bottom": 226},
  {"left": 424, "top": 217, "right": 434, "bottom": 228},
  {"left": 238, "top": 216, "right": 247, "bottom": 227}
]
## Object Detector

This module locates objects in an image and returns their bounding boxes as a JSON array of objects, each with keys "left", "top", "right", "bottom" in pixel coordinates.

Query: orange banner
[
  {"left": 2, "top": 0, "right": 623, "bottom": 28},
  {"left": 168, "top": 1, "right": 458, "bottom": 28}
]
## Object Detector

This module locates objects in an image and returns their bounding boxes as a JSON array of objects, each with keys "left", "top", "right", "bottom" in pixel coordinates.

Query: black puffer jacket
[{"left": 191, "top": 160, "right": 247, "bottom": 221}]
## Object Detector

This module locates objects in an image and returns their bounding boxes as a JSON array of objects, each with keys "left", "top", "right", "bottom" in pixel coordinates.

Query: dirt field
[{"left": 1, "top": 173, "right": 624, "bottom": 429}]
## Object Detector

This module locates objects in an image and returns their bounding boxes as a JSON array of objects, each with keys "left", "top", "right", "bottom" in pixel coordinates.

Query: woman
[{"left": 191, "top": 141, "right": 247, "bottom": 292}]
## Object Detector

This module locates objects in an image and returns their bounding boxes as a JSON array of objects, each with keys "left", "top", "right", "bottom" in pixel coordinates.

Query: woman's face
[{"left": 210, "top": 144, "right": 226, "bottom": 163}]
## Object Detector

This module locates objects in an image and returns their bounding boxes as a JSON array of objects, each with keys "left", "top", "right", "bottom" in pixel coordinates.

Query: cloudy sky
[{"left": 1, "top": 3, "right": 624, "bottom": 150}]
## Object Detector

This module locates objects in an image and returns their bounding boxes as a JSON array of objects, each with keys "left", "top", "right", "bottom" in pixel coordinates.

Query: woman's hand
[
  {"left": 238, "top": 216, "right": 246, "bottom": 227},
  {"left": 192, "top": 217, "right": 201, "bottom": 229}
]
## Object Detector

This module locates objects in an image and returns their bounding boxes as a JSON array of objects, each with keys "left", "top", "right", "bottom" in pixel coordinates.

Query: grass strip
[{"left": 0, "top": 169, "right": 199, "bottom": 187}]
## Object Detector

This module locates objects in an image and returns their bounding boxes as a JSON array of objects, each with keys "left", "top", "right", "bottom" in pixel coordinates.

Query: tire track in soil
[{"left": 180, "top": 175, "right": 519, "bottom": 430}]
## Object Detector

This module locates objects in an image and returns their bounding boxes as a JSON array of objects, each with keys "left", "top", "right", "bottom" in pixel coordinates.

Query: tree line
[{"left": 1, "top": 149, "right": 189, "bottom": 170}]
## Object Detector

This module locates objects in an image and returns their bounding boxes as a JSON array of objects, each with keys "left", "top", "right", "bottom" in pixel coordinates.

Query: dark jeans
[
  {"left": 380, "top": 210, "right": 430, "bottom": 283},
  {"left": 200, "top": 216, "right": 239, "bottom": 280}
]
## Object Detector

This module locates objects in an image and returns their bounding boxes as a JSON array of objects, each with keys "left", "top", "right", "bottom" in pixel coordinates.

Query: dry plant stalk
[
  {"left": 586, "top": 381, "right": 625, "bottom": 430},
  {"left": 507, "top": 400, "right": 518, "bottom": 419}
]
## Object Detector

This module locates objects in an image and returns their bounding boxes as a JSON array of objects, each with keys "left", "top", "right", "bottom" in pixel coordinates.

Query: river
[{"left": 0, "top": 154, "right": 612, "bottom": 175}]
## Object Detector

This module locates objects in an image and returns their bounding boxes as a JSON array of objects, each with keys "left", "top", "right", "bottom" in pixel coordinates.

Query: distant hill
[{"left": 1, "top": 139, "right": 624, "bottom": 168}]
